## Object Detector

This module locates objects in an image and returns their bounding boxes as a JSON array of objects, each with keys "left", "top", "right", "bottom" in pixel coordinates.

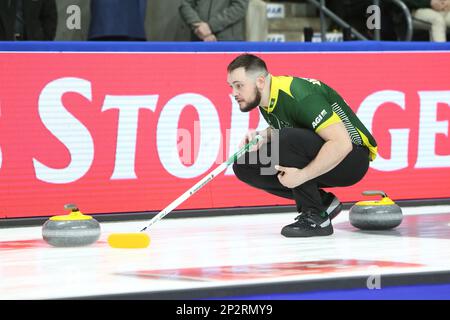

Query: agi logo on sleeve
[{"left": 312, "top": 109, "right": 328, "bottom": 129}]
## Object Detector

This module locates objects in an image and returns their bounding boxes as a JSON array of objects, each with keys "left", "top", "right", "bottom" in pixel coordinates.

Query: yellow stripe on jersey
[
  {"left": 267, "top": 76, "right": 294, "bottom": 113},
  {"left": 315, "top": 112, "right": 342, "bottom": 132},
  {"left": 357, "top": 128, "right": 378, "bottom": 161}
]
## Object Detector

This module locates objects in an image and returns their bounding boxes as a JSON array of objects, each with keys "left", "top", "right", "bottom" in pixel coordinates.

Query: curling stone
[
  {"left": 349, "top": 191, "right": 403, "bottom": 230},
  {"left": 42, "top": 204, "right": 101, "bottom": 247}
]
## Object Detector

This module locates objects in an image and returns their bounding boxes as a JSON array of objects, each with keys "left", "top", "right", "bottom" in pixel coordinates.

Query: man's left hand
[
  {"left": 444, "top": 0, "right": 450, "bottom": 10},
  {"left": 275, "top": 165, "right": 308, "bottom": 189}
]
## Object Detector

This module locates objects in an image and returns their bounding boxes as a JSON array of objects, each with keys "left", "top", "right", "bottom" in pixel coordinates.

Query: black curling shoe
[{"left": 281, "top": 210, "right": 333, "bottom": 238}]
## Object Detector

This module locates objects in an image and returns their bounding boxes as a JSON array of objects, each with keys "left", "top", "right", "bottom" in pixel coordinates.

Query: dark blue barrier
[{"left": 0, "top": 41, "right": 450, "bottom": 52}]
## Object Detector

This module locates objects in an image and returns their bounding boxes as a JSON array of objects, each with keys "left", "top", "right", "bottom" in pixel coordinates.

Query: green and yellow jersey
[{"left": 260, "top": 75, "right": 378, "bottom": 161}]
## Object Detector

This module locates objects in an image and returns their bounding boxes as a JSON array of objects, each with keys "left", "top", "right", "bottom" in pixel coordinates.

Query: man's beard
[{"left": 240, "top": 87, "right": 262, "bottom": 112}]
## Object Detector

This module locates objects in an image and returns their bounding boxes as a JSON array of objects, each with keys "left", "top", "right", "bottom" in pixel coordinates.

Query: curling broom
[{"left": 107, "top": 135, "right": 262, "bottom": 248}]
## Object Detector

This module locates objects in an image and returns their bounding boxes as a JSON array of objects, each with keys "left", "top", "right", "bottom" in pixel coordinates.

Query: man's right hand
[
  {"left": 238, "top": 129, "right": 269, "bottom": 152},
  {"left": 203, "top": 34, "right": 217, "bottom": 42},
  {"left": 431, "top": 0, "right": 448, "bottom": 11}
]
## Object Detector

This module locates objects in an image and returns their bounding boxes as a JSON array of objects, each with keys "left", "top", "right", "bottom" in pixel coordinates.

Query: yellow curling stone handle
[
  {"left": 49, "top": 204, "right": 93, "bottom": 221},
  {"left": 355, "top": 190, "right": 395, "bottom": 206}
]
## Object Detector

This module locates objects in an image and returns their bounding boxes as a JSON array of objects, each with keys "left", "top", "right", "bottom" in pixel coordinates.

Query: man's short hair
[{"left": 227, "top": 54, "right": 268, "bottom": 75}]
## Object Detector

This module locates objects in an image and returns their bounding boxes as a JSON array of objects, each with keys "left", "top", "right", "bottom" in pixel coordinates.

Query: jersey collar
[{"left": 264, "top": 75, "right": 294, "bottom": 113}]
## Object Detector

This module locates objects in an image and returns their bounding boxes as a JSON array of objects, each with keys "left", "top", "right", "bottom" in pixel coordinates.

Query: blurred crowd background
[{"left": 0, "top": 0, "right": 449, "bottom": 42}]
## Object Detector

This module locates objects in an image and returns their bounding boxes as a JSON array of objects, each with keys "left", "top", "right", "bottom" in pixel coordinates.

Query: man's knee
[
  {"left": 431, "top": 15, "right": 446, "bottom": 27},
  {"left": 415, "top": 8, "right": 445, "bottom": 25},
  {"left": 277, "top": 128, "right": 323, "bottom": 163},
  {"left": 277, "top": 128, "right": 299, "bottom": 152},
  {"left": 278, "top": 127, "right": 320, "bottom": 145}
]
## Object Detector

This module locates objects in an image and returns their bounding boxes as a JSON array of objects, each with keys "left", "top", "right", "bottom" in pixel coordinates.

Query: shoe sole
[{"left": 281, "top": 226, "right": 334, "bottom": 238}]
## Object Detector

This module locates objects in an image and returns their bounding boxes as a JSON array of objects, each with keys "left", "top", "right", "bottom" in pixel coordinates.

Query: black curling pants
[{"left": 232, "top": 128, "right": 370, "bottom": 213}]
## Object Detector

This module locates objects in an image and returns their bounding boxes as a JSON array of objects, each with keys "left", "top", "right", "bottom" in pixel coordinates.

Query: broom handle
[{"left": 141, "top": 135, "right": 262, "bottom": 232}]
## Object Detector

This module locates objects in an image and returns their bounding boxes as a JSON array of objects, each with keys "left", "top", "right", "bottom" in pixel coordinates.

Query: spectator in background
[
  {"left": 404, "top": 0, "right": 450, "bottom": 41},
  {"left": 88, "top": 0, "right": 147, "bottom": 41},
  {"left": 0, "top": 0, "right": 57, "bottom": 41},
  {"left": 179, "top": 0, "right": 249, "bottom": 41},
  {"left": 326, "top": 0, "right": 399, "bottom": 40}
]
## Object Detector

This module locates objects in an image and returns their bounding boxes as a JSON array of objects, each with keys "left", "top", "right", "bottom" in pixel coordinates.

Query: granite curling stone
[
  {"left": 42, "top": 204, "right": 101, "bottom": 247},
  {"left": 349, "top": 190, "right": 403, "bottom": 231}
]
